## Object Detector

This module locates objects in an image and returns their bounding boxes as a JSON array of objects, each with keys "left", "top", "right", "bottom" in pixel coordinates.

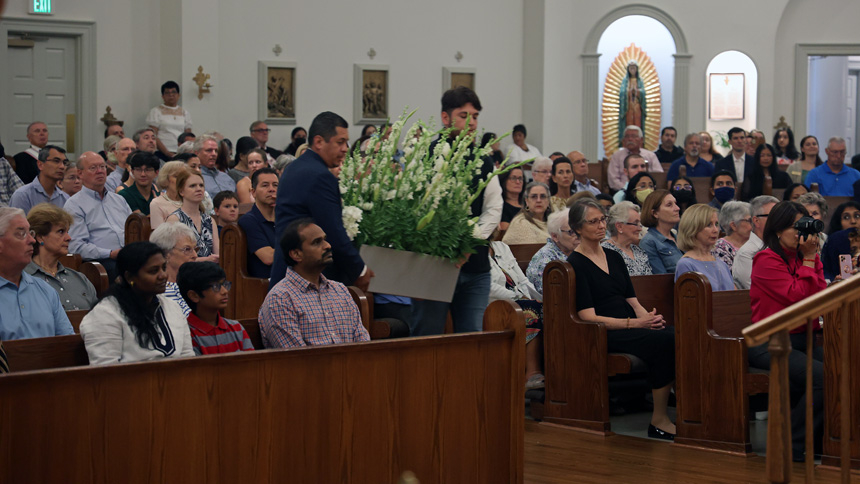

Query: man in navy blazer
[
  {"left": 714, "top": 127, "right": 755, "bottom": 184},
  {"left": 268, "top": 112, "right": 373, "bottom": 291}
]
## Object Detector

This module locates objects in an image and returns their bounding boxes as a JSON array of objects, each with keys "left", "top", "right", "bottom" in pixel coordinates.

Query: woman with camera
[{"left": 749, "top": 201, "right": 825, "bottom": 462}]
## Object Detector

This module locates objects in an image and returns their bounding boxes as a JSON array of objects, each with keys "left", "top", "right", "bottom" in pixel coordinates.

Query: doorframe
[
  {"left": 794, "top": 43, "right": 860, "bottom": 139},
  {"left": 0, "top": 18, "right": 96, "bottom": 157}
]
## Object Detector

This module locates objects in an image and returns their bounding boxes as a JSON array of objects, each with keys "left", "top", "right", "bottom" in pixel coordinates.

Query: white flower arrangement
[{"left": 339, "top": 108, "right": 528, "bottom": 261}]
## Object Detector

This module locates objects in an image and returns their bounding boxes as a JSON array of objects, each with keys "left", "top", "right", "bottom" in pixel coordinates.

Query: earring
[
  {"left": 130, "top": 281, "right": 135, "bottom": 287},
  {"left": 39, "top": 241, "right": 44, "bottom": 246}
]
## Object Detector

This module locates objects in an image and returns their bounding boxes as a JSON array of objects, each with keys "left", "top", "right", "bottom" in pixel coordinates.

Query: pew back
[
  {"left": 0, "top": 301, "right": 525, "bottom": 484},
  {"left": 219, "top": 222, "right": 269, "bottom": 320},
  {"left": 124, "top": 213, "right": 152, "bottom": 245}
]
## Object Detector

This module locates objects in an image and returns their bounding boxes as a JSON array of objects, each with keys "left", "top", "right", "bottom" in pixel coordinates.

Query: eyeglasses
[
  {"left": 673, "top": 185, "right": 693, "bottom": 191},
  {"left": 561, "top": 228, "right": 576, "bottom": 236},
  {"left": 85, "top": 164, "right": 108, "bottom": 172},
  {"left": 842, "top": 212, "right": 860, "bottom": 221},
  {"left": 740, "top": 218, "right": 753, "bottom": 225},
  {"left": 132, "top": 167, "right": 157, "bottom": 174},
  {"left": 532, "top": 169, "right": 551, "bottom": 175},
  {"left": 10, "top": 229, "right": 36, "bottom": 240},
  {"left": 585, "top": 216, "right": 608, "bottom": 226},
  {"left": 46, "top": 157, "right": 69, "bottom": 166},
  {"left": 206, "top": 281, "right": 233, "bottom": 292},
  {"left": 508, "top": 176, "right": 524, "bottom": 182},
  {"left": 252, "top": 128, "right": 272, "bottom": 133},
  {"left": 623, "top": 222, "right": 642, "bottom": 228},
  {"left": 528, "top": 193, "right": 548, "bottom": 200},
  {"left": 175, "top": 245, "right": 202, "bottom": 256},
  {"left": 754, "top": 213, "right": 769, "bottom": 218},
  {"left": 636, "top": 184, "right": 656, "bottom": 190}
]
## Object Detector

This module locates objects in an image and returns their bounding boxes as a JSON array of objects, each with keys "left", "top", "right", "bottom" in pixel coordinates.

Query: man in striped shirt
[
  {"left": 177, "top": 261, "right": 254, "bottom": 355},
  {"left": 259, "top": 218, "right": 369, "bottom": 348}
]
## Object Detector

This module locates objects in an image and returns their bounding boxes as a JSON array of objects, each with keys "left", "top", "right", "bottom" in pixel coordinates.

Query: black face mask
[
  {"left": 294, "top": 137, "right": 307, "bottom": 146},
  {"left": 672, "top": 188, "right": 695, "bottom": 205}
]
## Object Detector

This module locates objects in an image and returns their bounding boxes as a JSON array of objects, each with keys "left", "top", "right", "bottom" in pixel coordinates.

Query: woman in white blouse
[
  {"left": 146, "top": 81, "right": 192, "bottom": 158},
  {"left": 80, "top": 242, "right": 194, "bottom": 365}
]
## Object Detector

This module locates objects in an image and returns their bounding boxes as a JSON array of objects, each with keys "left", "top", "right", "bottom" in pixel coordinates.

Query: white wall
[
  {"left": 705, "top": 50, "right": 758, "bottom": 146},
  {"left": 180, "top": 0, "right": 525, "bottom": 153}
]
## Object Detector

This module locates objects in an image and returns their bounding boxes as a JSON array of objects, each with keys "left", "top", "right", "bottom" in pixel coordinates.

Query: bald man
[
  {"left": 567, "top": 151, "right": 601, "bottom": 196},
  {"left": 65, "top": 152, "right": 131, "bottom": 280}
]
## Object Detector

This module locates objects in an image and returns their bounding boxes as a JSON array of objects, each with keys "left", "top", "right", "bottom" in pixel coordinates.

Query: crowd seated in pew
[{"left": 0, "top": 299, "right": 526, "bottom": 484}]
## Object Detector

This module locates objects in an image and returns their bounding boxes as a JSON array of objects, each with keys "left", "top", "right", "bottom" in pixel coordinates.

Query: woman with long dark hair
[
  {"left": 826, "top": 200, "right": 860, "bottom": 235},
  {"left": 549, "top": 157, "right": 574, "bottom": 212},
  {"left": 498, "top": 166, "right": 525, "bottom": 231},
  {"left": 80, "top": 242, "right": 194, "bottom": 365},
  {"left": 749, "top": 201, "right": 825, "bottom": 462},
  {"left": 743, "top": 143, "right": 791, "bottom": 200},
  {"left": 773, "top": 127, "right": 799, "bottom": 165},
  {"left": 228, "top": 136, "right": 261, "bottom": 183},
  {"left": 787, "top": 135, "right": 824, "bottom": 184},
  {"left": 623, "top": 172, "right": 657, "bottom": 208}
]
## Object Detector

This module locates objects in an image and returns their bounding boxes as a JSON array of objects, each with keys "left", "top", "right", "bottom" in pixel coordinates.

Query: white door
[
  {"left": 5, "top": 33, "right": 77, "bottom": 157},
  {"left": 848, "top": 70, "right": 859, "bottom": 156}
]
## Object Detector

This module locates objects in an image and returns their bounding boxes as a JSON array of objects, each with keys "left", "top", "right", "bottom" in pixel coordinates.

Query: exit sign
[{"left": 28, "top": 0, "right": 52, "bottom": 15}]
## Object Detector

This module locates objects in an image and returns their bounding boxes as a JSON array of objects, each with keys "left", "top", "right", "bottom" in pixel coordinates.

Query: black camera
[{"left": 794, "top": 216, "right": 824, "bottom": 240}]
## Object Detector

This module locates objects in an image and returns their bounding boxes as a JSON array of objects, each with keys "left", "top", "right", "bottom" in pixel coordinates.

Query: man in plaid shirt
[{"left": 259, "top": 218, "right": 370, "bottom": 348}]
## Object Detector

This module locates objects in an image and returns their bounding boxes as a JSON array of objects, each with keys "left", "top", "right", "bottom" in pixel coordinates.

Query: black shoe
[{"left": 648, "top": 424, "right": 675, "bottom": 441}]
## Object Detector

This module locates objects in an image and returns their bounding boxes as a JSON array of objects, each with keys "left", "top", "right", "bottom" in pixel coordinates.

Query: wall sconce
[{"left": 193, "top": 66, "right": 212, "bottom": 100}]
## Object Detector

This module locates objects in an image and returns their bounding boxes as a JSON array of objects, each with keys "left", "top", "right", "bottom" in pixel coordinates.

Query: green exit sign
[{"left": 28, "top": 0, "right": 53, "bottom": 15}]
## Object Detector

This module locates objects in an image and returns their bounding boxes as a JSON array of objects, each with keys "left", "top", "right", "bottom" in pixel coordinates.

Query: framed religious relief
[
  {"left": 258, "top": 61, "right": 296, "bottom": 125},
  {"left": 443, "top": 67, "right": 476, "bottom": 92},
  {"left": 709, "top": 73, "right": 745, "bottom": 120},
  {"left": 354, "top": 64, "right": 389, "bottom": 124}
]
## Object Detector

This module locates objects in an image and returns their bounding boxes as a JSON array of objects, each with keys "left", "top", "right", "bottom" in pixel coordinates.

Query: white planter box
[{"left": 359, "top": 245, "right": 460, "bottom": 302}]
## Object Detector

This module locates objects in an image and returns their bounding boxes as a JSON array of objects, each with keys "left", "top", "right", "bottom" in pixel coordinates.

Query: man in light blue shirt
[
  {"left": 9, "top": 145, "right": 69, "bottom": 214},
  {"left": 0, "top": 207, "right": 73, "bottom": 340},
  {"left": 567, "top": 151, "right": 601, "bottom": 196},
  {"left": 65, "top": 152, "right": 131, "bottom": 281},
  {"left": 196, "top": 134, "right": 236, "bottom": 199},
  {"left": 804, "top": 137, "right": 860, "bottom": 196},
  {"left": 104, "top": 137, "right": 136, "bottom": 193}
]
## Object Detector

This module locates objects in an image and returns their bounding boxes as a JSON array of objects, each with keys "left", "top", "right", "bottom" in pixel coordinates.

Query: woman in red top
[{"left": 749, "top": 201, "right": 825, "bottom": 462}]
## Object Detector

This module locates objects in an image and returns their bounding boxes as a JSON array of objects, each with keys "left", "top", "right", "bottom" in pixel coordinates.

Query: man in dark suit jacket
[
  {"left": 13, "top": 121, "right": 49, "bottom": 184},
  {"left": 268, "top": 112, "right": 372, "bottom": 291},
  {"left": 714, "top": 127, "right": 755, "bottom": 184}
]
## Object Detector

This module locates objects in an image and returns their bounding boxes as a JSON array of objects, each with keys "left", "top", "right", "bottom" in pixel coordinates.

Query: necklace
[{"left": 34, "top": 257, "right": 58, "bottom": 277}]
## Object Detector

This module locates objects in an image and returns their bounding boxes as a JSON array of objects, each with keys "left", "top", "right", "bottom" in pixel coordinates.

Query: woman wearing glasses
[
  {"left": 149, "top": 222, "right": 199, "bottom": 316},
  {"left": 498, "top": 167, "right": 525, "bottom": 232},
  {"left": 622, "top": 172, "right": 657, "bottom": 209},
  {"left": 80, "top": 242, "right": 195, "bottom": 365},
  {"left": 639, "top": 190, "right": 683, "bottom": 274},
  {"left": 601, "top": 201, "right": 651, "bottom": 276},
  {"left": 712, "top": 201, "right": 752, "bottom": 271},
  {"left": 826, "top": 201, "right": 860, "bottom": 236},
  {"left": 568, "top": 199, "right": 676, "bottom": 440},
  {"left": 502, "top": 182, "right": 552, "bottom": 245},
  {"left": 673, "top": 204, "right": 735, "bottom": 291}
]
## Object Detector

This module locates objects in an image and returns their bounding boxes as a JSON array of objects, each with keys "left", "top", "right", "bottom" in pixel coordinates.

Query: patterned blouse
[
  {"left": 526, "top": 239, "right": 568, "bottom": 295},
  {"left": 712, "top": 238, "right": 739, "bottom": 272},
  {"left": 600, "top": 239, "right": 653, "bottom": 276},
  {"left": 171, "top": 208, "right": 215, "bottom": 257}
]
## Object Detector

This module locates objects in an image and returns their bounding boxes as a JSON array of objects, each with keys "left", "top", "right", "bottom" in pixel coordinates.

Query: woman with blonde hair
[
  {"left": 25, "top": 203, "right": 99, "bottom": 310},
  {"left": 698, "top": 131, "right": 721, "bottom": 163},
  {"left": 674, "top": 204, "right": 734, "bottom": 290},
  {"left": 165, "top": 170, "right": 219, "bottom": 262},
  {"left": 149, "top": 161, "right": 189, "bottom": 229}
]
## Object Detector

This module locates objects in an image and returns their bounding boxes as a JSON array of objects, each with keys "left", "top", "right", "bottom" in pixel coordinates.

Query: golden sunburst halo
[{"left": 601, "top": 43, "right": 662, "bottom": 157}]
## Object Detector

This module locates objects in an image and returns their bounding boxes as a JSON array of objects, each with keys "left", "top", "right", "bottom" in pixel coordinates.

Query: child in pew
[{"left": 177, "top": 261, "right": 254, "bottom": 355}]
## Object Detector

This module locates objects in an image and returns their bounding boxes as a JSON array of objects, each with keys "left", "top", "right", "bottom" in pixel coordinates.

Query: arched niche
[
  {"left": 582, "top": 4, "right": 690, "bottom": 162},
  {"left": 705, "top": 51, "right": 758, "bottom": 151}
]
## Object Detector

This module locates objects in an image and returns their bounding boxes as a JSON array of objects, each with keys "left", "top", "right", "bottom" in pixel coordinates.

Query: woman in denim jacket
[{"left": 639, "top": 189, "right": 683, "bottom": 274}]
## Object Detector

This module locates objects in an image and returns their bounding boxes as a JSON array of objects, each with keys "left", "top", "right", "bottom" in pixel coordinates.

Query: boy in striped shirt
[{"left": 177, "top": 261, "right": 254, "bottom": 355}]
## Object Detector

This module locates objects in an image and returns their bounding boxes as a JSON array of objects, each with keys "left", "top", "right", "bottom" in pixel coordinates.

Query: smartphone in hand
[{"left": 839, "top": 254, "right": 854, "bottom": 280}]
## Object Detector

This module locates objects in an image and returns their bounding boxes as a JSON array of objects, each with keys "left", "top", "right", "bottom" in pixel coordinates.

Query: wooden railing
[{"left": 743, "top": 273, "right": 860, "bottom": 483}]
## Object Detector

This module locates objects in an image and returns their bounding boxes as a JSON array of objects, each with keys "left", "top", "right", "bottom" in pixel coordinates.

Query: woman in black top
[
  {"left": 568, "top": 199, "right": 676, "bottom": 440},
  {"left": 498, "top": 167, "right": 525, "bottom": 231},
  {"left": 743, "top": 143, "right": 792, "bottom": 200}
]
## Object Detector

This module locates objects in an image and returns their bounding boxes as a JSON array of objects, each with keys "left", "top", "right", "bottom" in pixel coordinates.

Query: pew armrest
[{"left": 80, "top": 261, "right": 110, "bottom": 296}]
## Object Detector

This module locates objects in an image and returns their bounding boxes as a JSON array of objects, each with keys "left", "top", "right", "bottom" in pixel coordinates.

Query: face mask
[
  {"left": 672, "top": 189, "right": 695, "bottom": 205},
  {"left": 714, "top": 186, "right": 735, "bottom": 203},
  {"left": 635, "top": 188, "right": 653, "bottom": 204},
  {"left": 294, "top": 137, "right": 307, "bottom": 146}
]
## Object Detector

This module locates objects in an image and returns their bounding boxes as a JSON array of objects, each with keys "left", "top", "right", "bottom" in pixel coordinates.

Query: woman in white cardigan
[
  {"left": 488, "top": 240, "right": 545, "bottom": 391},
  {"left": 80, "top": 241, "right": 194, "bottom": 365}
]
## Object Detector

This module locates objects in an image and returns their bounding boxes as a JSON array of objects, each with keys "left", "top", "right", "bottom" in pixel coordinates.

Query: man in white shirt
[
  {"left": 506, "top": 124, "right": 542, "bottom": 164},
  {"left": 732, "top": 195, "right": 778, "bottom": 289},
  {"left": 607, "top": 125, "right": 662, "bottom": 191},
  {"left": 715, "top": 127, "right": 754, "bottom": 183}
]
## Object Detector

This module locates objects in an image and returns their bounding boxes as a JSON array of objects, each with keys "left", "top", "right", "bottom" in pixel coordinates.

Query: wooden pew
[
  {"left": 509, "top": 243, "right": 545, "bottom": 273},
  {"left": 588, "top": 158, "right": 609, "bottom": 194},
  {"left": 532, "top": 262, "right": 674, "bottom": 433},
  {"left": 821, "top": 297, "right": 860, "bottom": 469},
  {"left": 219, "top": 222, "right": 270, "bottom": 320},
  {"left": 4, "top": 334, "right": 89, "bottom": 372},
  {"left": 53, "top": 254, "right": 110, "bottom": 297},
  {"left": 124, "top": 212, "right": 152, "bottom": 245},
  {"left": 66, "top": 310, "right": 88, "bottom": 333},
  {"left": 0, "top": 301, "right": 525, "bottom": 484},
  {"left": 674, "top": 272, "right": 769, "bottom": 456}
]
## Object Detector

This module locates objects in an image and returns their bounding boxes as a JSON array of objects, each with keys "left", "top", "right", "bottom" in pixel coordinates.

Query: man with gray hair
[
  {"left": 12, "top": 121, "right": 49, "bottom": 184},
  {"left": 9, "top": 145, "right": 69, "bottom": 213},
  {"left": 526, "top": 208, "right": 578, "bottom": 294},
  {"left": 732, "top": 195, "right": 778, "bottom": 289},
  {"left": 530, "top": 157, "right": 552, "bottom": 185},
  {"left": 105, "top": 137, "right": 137, "bottom": 193},
  {"left": 608, "top": 125, "right": 662, "bottom": 191},
  {"left": 0, "top": 207, "right": 74, "bottom": 340},
  {"left": 665, "top": 133, "right": 714, "bottom": 182},
  {"left": 195, "top": 134, "right": 236, "bottom": 199},
  {"left": 804, "top": 137, "right": 860, "bottom": 196}
]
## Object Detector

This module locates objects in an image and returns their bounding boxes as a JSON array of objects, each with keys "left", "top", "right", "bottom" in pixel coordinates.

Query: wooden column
[{"left": 766, "top": 330, "right": 793, "bottom": 484}]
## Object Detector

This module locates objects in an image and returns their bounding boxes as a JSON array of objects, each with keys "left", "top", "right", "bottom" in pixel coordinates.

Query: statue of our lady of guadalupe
[{"left": 618, "top": 60, "right": 646, "bottom": 145}]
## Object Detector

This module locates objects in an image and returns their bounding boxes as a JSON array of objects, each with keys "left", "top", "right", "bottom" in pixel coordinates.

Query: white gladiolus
[{"left": 442, "top": 142, "right": 451, "bottom": 157}]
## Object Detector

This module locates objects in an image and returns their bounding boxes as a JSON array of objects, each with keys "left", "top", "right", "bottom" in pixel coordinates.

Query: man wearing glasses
[
  {"left": 65, "top": 152, "right": 132, "bottom": 281},
  {"left": 567, "top": 151, "right": 601, "bottom": 196},
  {"left": 804, "top": 137, "right": 860, "bottom": 196},
  {"left": 250, "top": 121, "right": 281, "bottom": 162},
  {"left": 732, "top": 195, "right": 778, "bottom": 289},
  {"left": 9, "top": 145, "right": 69, "bottom": 213},
  {"left": 118, "top": 151, "right": 160, "bottom": 216},
  {"left": 0, "top": 207, "right": 74, "bottom": 340}
]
